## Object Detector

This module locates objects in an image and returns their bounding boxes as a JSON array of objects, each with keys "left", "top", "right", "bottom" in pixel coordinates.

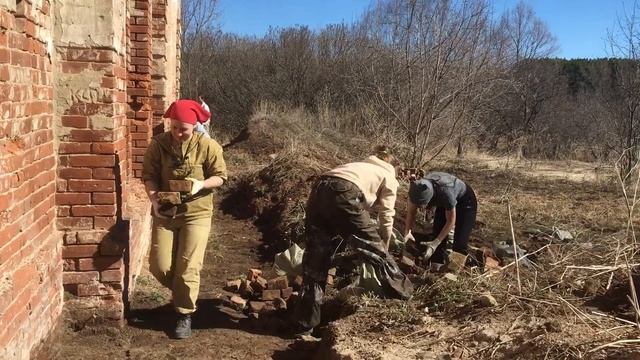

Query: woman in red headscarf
[{"left": 141, "top": 99, "right": 228, "bottom": 339}]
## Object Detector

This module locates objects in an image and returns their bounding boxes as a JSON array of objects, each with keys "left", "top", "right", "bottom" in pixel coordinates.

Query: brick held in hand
[
  {"left": 168, "top": 179, "right": 192, "bottom": 192},
  {"left": 267, "top": 276, "right": 288, "bottom": 290},
  {"left": 262, "top": 289, "right": 281, "bottom": 301},
  {"left": 157, "top": 191, "right": 181, "bottom": 205}
]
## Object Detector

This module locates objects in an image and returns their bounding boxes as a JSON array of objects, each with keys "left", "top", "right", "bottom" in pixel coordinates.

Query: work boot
[{"left": 174, "top": 314, "right": 192, "bottom": 339}]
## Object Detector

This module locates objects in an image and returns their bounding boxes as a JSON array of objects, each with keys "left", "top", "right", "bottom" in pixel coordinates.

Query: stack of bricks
[
  {"left": 127, "top": 0, "right": 153, "bottom": 178},
  {"left": 0, "top": 1, "right": 63, "bottom": 358},
  {"left": 225, "top": 269, "right": 301, "bottom": 330}
]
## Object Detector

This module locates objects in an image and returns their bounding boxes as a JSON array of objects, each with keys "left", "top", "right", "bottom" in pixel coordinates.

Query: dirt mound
[{"left": 223, "top": 112, "right": 370, "bottom": 255}]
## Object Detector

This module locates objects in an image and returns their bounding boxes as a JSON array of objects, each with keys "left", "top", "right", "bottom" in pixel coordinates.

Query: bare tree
[
  {"left": 605, "top": 0, "right": 640, "bottom": 175},
  {"left": 352, "top": 0, "right": 502, "bottom": 167},
  {"left": 181, "top": 0, "right": 219, "bottom": 97}
]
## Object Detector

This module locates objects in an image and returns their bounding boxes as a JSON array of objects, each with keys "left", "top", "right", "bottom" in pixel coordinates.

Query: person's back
[{"left": 325, "top": 155, "right": 398, "bottom": 209}]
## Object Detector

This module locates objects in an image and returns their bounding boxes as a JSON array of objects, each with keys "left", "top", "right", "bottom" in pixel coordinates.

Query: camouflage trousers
[{"left": 295, "top": 176, "right": 413, "bottom": 329}]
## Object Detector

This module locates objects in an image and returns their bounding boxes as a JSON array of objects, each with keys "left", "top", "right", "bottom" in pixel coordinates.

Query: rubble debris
[
  {"left": 552, "top": 227, "right": 573, "bottom": 241},
  {"left": 477, "top": 293, "right": 498, "bottom": 307},
  {"left": 247, "top": 268, "right": 263, "bottom": 281},
  {"left": 443, "top": 273, "right": 458, "bottom": 282},
  {"left": 229, "top": 295, "right": 247, "bottom": 310},
  {"left": 225, "top": 279, "right": 242, "bottom": 292},
  {"left": 250, "top": 276, "right": 268, "bottom": 292},
  {"left": 262, "top": 289, "right": 281, "bottom": 301},
  {"left": 267, "top": 276, "right": 289, "bottom": 290},
  {"left": 249, "top": 301, "right": 266, "bottom": 312},
  {"left": 281, "top": 287, "right": 294, "bottom": 299},
  {"left": 447, "top": 251, "right": 467, "bottom": 273}
]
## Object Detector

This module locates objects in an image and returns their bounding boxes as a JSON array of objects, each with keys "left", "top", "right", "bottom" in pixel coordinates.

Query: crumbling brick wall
[
  {"left": 0, "top": 0, "right": 181, "bottom": 358},
  {"left": 0, "top": 1, "right": 61, "bottom": 359}
]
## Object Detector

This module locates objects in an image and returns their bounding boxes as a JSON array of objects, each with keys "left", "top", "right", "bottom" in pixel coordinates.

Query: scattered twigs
[{"left": 507, "top": 201, "right": 522, "bottom": 296}]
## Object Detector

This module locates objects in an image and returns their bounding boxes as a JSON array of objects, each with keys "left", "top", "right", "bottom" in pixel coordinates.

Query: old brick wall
[
  {"left": 0, "top": 0, "right": 181, "bottom": 358},
  {"left": 0, "top": 0, "right": 62, "bottom": 359}
]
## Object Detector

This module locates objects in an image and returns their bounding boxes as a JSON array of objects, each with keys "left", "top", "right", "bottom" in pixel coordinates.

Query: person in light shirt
[{"left": 292, "top": 146, "right": 413, "bottom": 337}]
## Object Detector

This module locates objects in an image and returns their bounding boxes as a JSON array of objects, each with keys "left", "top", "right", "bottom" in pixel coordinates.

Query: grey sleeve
[{"left": 442, "top": 188, "right": 457, "bottom": 209}]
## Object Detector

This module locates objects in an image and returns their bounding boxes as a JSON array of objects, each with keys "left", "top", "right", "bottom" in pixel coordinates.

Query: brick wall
[
  {"left": 0, "top": 1, "right": 62, "bottom": 359},
  {"left": 0, "top": 0, "right": 180, "bottom": 358}
]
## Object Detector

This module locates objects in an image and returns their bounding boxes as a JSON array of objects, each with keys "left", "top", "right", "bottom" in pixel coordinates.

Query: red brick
[
  {"left": 92, "top": 168, "right": 115, "bottom": 180},
  {"left": 58, "top": 167, "right": 92, "bottom": 179},
  {"left": 76, "top": 230, "right": 110, "bottom": 244},
  {"left": 71, "top": 205, "right": 116, "bottom": 216},
  {"left": 62, "top": 271, "right": 99, "bottom": 284},
  {"left": 78, "top": 257, "right": 122, "bottom": 271},
  {"left": 68, "top": 155, "right": 115, "bottom": 168},
  {"left": 59, "top": 142, "right": 91, "bottom": 154},
  {"left": 95, "top": 216, "right": 117, "bottom": 230},
  {"left": 61, "top": 61, "right": 91, "bottom": 74},
  {"left": 67, "top": 179, "right": 115, "bottom": 192},
  {"left": 62, "top": 245, "right": 99, "bottom": 258},
  {"left": 61, "top": 115, "right": 88, "bottom": 128},
  {"left": 91, "top": 142, "right": 116, "bottom": 154},
  {"left": 56, "top": 193, "right": 91, "bottom": 205},
  {"left": 56, "top": 216, "right": 93, "bottom": 230},
  {"left": 92, "top": 192, "right": 116, "bottom": 205},
  {"left": 101, "top": 269, "right": 123, "bottom": 282}
]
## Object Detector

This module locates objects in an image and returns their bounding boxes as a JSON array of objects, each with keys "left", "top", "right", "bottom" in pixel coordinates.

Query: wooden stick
[
  {"left": 588, "top": 339, "right": 640, "bottom": 353},
  {"left": 507, "top": 201, "right": 522, "bottom": 296}
]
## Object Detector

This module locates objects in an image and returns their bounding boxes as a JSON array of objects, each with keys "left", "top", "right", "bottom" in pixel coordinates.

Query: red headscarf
[{"left": 163, "top": 99, "right": 211, "bottom": 125}]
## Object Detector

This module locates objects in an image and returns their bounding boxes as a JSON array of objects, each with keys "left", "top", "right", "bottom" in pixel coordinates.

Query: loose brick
[
  {"left": 247, "top": 268, "right": 262, "bottom": 281},
  {"left": 229, "top": 295, "right": 246, "bottom": 310},
  {"left": 281, "top": 287, "right": 293, "bottom": 299},
  {"left": 249, "top": 301, "right": 266, "bottom": 313},
  {"left": 267, "top": 276, "right": 289, "bottom": 290},
  {"left": 250, "top": 276, "right": 268, "bottom": 292},
  {"left": 262, "top": 289, "right": 281, "bottom": 301},
  {"left": 78, "top": 257, "right": 122, "bottom": 271},
  {"left": 224, "top": 279, "right": 241, "bottom": 292}
]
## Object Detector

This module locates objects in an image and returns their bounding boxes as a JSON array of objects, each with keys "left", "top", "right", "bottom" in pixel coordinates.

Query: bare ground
[{"left": 51, "top": 197, "right": 317, "bottom": 360}]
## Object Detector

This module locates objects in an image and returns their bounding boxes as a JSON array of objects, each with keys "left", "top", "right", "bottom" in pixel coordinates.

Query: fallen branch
[{"left": 588, "top": 339, "right": 640, "bottom": 353}]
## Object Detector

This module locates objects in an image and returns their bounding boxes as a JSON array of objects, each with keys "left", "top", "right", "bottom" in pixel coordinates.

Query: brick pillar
[
  {"left": 54, "top": 0, "right": 129, "bottom": 321},
  {"left": 0, "top": 1, "right": 62, "bottom": 358},
  {"left": 128, "top": 0, "right": 153, "bottom": 179}
]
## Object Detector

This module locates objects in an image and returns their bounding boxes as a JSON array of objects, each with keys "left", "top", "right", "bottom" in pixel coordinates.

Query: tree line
[{"left": 181, "top": 0, "right": 640, "bottom": 172}]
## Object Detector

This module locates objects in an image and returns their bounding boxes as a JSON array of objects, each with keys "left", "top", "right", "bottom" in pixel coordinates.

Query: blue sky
[{"left": 217, "top": 0, "right": 627, "bottom": 59}]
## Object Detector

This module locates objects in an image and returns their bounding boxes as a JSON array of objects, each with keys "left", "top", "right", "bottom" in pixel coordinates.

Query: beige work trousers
[{"left": 149, "top": 216, "right": 211, "bottom": 314}]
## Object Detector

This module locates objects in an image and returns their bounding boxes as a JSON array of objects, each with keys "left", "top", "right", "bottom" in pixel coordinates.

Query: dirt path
[{"left": 54, "top": 198, "right": 315, "bottom": 360}]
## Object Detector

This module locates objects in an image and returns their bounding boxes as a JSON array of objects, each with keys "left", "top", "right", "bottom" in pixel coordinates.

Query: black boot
[{"left": 174, "top": 314, "right": 192, "bottom": 339}]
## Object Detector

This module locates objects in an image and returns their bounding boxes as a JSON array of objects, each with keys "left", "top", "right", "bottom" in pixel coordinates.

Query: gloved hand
[
  {"left": 151, "top": 200, "right": 168, "bottom": 219},
  {"left": 403, "top": 230, "right": 415, "bottom": 243},
  {"left": 423, "top": 239, "right": 442, "bottom": 260},
  {"left": 185, "top": 177, "right": 205, "bottom": 195}
]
